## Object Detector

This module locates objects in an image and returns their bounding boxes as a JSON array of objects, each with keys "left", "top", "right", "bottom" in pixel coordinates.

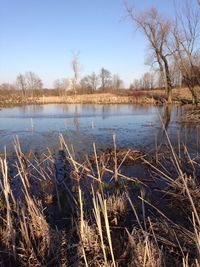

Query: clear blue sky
[{"left": 0, "top": 0, "right": 196, "bottom": 88}]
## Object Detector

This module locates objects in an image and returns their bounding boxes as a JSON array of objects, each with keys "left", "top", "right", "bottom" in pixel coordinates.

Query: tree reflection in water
[
  {"left": 157, "top": 104, "right": 172, "bottom": 146},
  {"left": 73, "top": 105, "right": 80, "bottom": 130},
  {"left": 162, "top": 104, "right": 172, "bottom": 131}
]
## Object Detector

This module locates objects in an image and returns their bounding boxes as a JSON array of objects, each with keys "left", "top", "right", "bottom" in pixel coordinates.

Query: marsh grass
[
  {"left": 0, "top": 133, "right": 200, "bottom": 266},
  {"left": 0, "top": 92, "right": 156, "bottom": 108}
]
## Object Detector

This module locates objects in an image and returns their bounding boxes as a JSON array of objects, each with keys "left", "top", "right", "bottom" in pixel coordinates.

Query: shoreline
[
  {"left": 1, "top": 87, "right": 200, "bottom": 108},
  {"left": 0, "top": 92, "right": 183, "bottom": 109},
  {"left": 0, "top": 93, "right": 156, "bottom": 108}
]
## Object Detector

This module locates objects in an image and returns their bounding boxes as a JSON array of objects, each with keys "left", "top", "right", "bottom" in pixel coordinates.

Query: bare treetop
[
  {"left": 71, "top": 50, "right": 80, "bottom": 96},
  {"left": 125, "top": 2, "right": 173, "bottom": 102}
]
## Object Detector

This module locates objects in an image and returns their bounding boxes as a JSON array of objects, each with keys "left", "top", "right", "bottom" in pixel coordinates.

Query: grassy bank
[
  {"left": 36, "top": 93, "right": 155, "bottom": 105},
  {"left": 0, "top": 92, "right": 156, "bottom": 108},
  {"left": 151, "top": 87, "right": 200, "bottom": 104},
  {"left": 1, "top": 87, "right": 200, "bottom": 108},
  {"left": 0, "top": 135, "right": 200, "bottom": 266}
]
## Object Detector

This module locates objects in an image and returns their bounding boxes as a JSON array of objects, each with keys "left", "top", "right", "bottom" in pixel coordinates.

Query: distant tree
[
  {"left": 89, "top": 72, "right": 99, "bottom": 92},
  {"left": 112, "top": 74, "right": 124, "bottom": 91},
  {"left": 71, "top": 51, "right": 80, "bottom": 96},
  {"left": 129, "top": 83, "right": 134, "bottom": 90},
  {"left": 16, "top": 72, "right": 43, "bottom": 98},
  {"left": 16, "top": 74, "right": 27, "bottom": 97},
  {"left": 25, "top": 71, "right": 43, "bottom": 97},
  {"left": 80, "top": 76, "right": 92, "bottom": 93},
  {"left": 100, "top": 68, "right": 112, "bottom": 91},
  {"left": 54, "top": 78, "right": 70, "bottom": 96},
  {"left": 131, "top": 78, "right": 142, "bottom": 90},
  {"left": 54, "top": 79, "right": 61, "bottom": 93},
  {"left": 141, "top": 72, "right": 154, "bottom": 90},
  {"left": 130, "top": 72, "right": 154, "bottom": 90},
  {"left": 125, "top": 4, "right": 173, "bottom": 102},
  {"left": 0, "top": 83, "right": 16, "bottom": 91},
  {"left": 80, "top": 72, "right": 99, "bottom": 94},
  {"left": 169, "top": 62, "right": 182, "bottom": 88}
]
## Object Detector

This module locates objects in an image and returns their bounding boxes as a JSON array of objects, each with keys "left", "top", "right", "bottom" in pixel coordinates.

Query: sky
[{"left": 0, "top": 0, "right": 197, "bottom": 88}]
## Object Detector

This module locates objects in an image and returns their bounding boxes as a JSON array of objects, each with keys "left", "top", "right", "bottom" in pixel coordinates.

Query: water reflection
[
  {"left": 102, "top": 105, "right": 112, "bottom": 119},
  {"left": 0, "top": 104, "right": 199, "bottom": 154},
  {"left": 73, "top": 105, "right": 80, "bottom": 130},
  {"left": 19, "top": 105, "right": 44, "bottom": 116},
  {"left": 162, "top": 105, "right": 172, "bottom": 130}
]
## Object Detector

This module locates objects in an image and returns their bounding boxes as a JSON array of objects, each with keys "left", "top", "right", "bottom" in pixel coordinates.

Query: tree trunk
[
  {"left": 157, "top": 60, "right": 166, "bottom": 90},
  {"left": 156, "top": 53, "right": 172, "bottom": 103},
  {"left": 73, "top": 79, "right": 77, "bottom": 97},
  {"left": 188, "top": 85, "right": 198, "bottom": 106},
  {"left": 162, "top": 56, "right": 172, "bottom": 103}
]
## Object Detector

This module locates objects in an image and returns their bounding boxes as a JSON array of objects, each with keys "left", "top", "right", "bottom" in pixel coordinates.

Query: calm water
[{"left": 0, "top": 104, "right": 198, "bottom": 155}]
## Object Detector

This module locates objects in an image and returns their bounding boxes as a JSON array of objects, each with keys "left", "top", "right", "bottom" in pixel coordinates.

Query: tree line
[
  {"left": 0, "top": 67, "right": 124, "bottom": 98},
  {"left": 54, "top": 66, "right": 124, "bottom": 97},
  {"left": 0, "top": 71, "right": 43, "bottom": 98}
]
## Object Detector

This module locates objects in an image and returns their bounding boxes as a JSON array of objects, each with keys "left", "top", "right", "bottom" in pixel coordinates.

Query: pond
[{"left": 0, "top": 104, "right": 199, "bottom": 156}]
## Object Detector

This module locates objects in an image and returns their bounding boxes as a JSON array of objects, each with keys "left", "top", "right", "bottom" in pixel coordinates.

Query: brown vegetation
[
  {"left": 1, "top": 87, "right": 200, "bottom": 108},
  {"left": 0, "top": 135, "right": 200, "bottom": 266},
  {"left": 150, "top": 87, "right": 200, "bottom": 103},
  {"left": 36, "top": 93, "right": 155, "bottom": 105}
]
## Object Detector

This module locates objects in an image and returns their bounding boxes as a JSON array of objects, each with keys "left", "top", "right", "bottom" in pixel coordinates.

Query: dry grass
[
  {"left": 0, "top": 134, "right": 200, "bottom": 266},
  {"left": 36, "top": 93, "right": 155, "bottom": 105},
  {"left": 1, "top": 87, "right": 200, "bottom": 108},
  {"left": 149, "top": 86, "right": 200, "bottom": 102},
  {"left": 181, "top": 109, "right": 200, "bottom": 122},
  {"left": 126, "top": 229, "right": 163, "bottom": 267}
]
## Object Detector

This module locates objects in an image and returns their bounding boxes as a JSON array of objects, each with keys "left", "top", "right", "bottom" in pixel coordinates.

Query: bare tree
[
  {"left": 125, "top": 4, "right": 173, "bottom": 102},
  {"left": 16, "top": 74, "right": 27, "bottom": 98},
  {"left": 54, "top": 79, "right": 61, "bottom": 94},
  {"left": 71, "top": 51, "right": 80, "bottom": 96},
  {"left": 25, "top": 71, "right": 43, "bottom": 97},
  {"left": 131, "top": 72, "right": 154, "bottom": 90},
  {"left": 171, "top": 0, "right": 200, "bottom": 105},
  {"left": 54, "top": 78, "right": 69, "bottom": 96},
  {"left": 89, "top": 72, "right": 99, "bottom": 92},
  {"left": 131, "top": 78, "right": 142, "bottom": 90},
  {"left": 80, "top": 72, "right": 99, "bottom": 93},
  {"left": 141, "top": 72, "right": 154, "bottom": 90},
  {"left": 80, "top": 76, "right": 91, "bottom": 93},
  {"left": 100, "top": 68, "right": 112, "bottom": 91},
  {"left": 112, "top": 74, "right": 124, "bottom": 91},
  {"left": 169, "top": 62, "right": 182, "bottom": 88},
  {"left": 0, "top": 83, "right": 16, "bottom": 91},
  {"left": 16, "top": 72, "right": 42, "bottom": 98}
]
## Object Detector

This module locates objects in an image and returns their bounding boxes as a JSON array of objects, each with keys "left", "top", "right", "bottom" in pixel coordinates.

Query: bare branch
[{"left": 125, "top": 2, "right": 173, "bottom": 102}]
